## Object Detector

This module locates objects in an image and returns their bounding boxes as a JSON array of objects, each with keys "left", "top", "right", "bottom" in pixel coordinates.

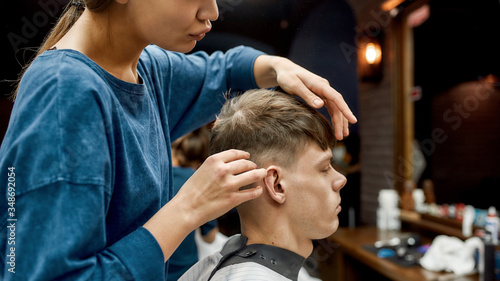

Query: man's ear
[{"left": 263, "top": 166, "right": 286, "bottom": 204}]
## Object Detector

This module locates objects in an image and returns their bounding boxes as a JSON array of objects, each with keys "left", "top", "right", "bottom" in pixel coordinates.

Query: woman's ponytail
[
  {"left": 11, "top": 0, "right": 112, "bottom": 100},
  {"left": 37, "top": 1, "right": 86, "bottom": 56}
]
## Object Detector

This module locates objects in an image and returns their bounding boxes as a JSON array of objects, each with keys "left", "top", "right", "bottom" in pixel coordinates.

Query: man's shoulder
[
  {"left": 179, "top": 235, "right": 309, "bottom": 281},
  {"left": 211, "top": 261, "right": 292, "bottom": 281},
  {"left": 178, "top": 251, "right": 222, "bottom": 281}
]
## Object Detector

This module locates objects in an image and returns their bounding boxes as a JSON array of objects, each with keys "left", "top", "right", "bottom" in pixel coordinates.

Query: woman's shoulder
[
  {"left": 16, "top": 49, "right": 112, "bottom": 108},
  {"left": 13, "top": 50, "right": 117, "bottom": 130},
  {"left": 17, "top": 49, "right": 145, "bottom": 106},
  {"left": 24, "top": 49, "right": 113, "bottom": 91}
]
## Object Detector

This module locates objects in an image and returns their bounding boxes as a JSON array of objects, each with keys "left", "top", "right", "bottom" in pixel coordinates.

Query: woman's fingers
[
  {"left": 306, "top": 78, "right": 357, "bottom": 124},
  {"left": 231, "top": 185, "right": 264, "bottom": 205},
  {"left": 273, "top": 59, "right": 357, "bottom": 140},
  {"left": 231, "top": 167, "right": 267, "bottom": 189},
  {"left": 286, "top": 76, "right": 326, "bottom": 108},
  {"left": 330, "top": 102, "right": 344, "bottom": 140},
  {"left": 213, "top": 149, "right": 250, "bottom": 163},
  {"left": 205, "top": 150, "right": 265, "bottom": 183},
  {"left": 199, "top": 150, "right": 266, "bottom": 194},
  {"left": 343, "top": 114, "right": 350, "bottom": 137},
  {"left": 215, "top": 151, "right": 267, "bottom": 192}
]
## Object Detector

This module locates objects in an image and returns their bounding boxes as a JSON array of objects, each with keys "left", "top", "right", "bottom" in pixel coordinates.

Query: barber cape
[{"left": 178, "top": 234, "right": 308, "bottom": 281}]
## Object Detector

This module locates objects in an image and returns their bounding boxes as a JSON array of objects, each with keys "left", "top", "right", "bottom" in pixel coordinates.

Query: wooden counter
[{"left": 318, "top": 226, "right": 479, "bottom": 281}]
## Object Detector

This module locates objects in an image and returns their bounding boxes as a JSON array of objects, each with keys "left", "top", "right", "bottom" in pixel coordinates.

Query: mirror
[{"left": 395, "top": 0, "right": 500, "bottom": 210}]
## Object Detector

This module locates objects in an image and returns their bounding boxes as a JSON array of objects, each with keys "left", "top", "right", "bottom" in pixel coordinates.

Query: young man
[{"left": 179, "top": 89, "right": 347, "bottom": 281}]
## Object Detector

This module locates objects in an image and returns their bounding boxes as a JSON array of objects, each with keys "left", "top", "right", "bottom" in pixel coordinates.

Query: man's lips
[{"left": 336, "top": 199, "right": 342, "bottom": 213}]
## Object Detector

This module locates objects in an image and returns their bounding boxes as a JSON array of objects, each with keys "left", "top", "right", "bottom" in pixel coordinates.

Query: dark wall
[
  {"left": 431, "top": 82, "right": 500, "bottom": 209},
  {"left": 1, "top": 0, "right": 69, "bottom": 145},
  {"left": 193, "top": 0, "right": 359, "bottom": 132}
]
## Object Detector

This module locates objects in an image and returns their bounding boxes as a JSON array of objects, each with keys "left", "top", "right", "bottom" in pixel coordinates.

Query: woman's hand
[
  {"left": 144, "top": 150, "right": 265, "bottom": 261},
  {"left": 178, "top": 149, "right": 265, "bottom": 226},
  {"left": 253, "top": 55, "right": 357, "bottom": 140}
]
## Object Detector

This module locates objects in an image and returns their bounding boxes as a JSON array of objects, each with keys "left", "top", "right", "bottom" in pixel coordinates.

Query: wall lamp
[
  {"left": 365, "top": 42, "right": 382, "bottom": 65},
  {"left": 359, "top": 39, "right": 383, "bottom": 82}
]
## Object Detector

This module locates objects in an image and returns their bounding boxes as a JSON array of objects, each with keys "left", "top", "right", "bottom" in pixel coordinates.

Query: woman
[{"left": 0, "top": 0, "right": 356, "bottom": 280}]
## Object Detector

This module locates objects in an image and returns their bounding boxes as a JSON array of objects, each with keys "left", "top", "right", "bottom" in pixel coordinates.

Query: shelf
[{"left": 399, "top": 210, "right": 470, "bottom": 240}]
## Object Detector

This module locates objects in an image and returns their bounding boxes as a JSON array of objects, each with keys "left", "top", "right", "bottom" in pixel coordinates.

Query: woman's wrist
[
  {"left": 143, "top": 195, "right": 199, "bottom": 261},
  {"left": 253, "top": 55, "right": 284, "bottom": 89}
]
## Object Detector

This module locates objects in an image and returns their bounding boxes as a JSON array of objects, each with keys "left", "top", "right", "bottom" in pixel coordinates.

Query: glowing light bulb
[{"left": 366, "top": 43, "right": 377, "bottom": 64}]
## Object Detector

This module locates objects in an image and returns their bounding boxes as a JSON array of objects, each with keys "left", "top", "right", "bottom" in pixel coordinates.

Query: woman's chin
[{"left": 157, "top": 41, "right": 197, "bottom": 54}]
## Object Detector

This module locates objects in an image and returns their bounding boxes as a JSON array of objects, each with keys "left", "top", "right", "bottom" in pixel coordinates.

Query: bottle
[
  {"left": 377, "top": 189, "right": 400, "bottom": 231},
  {"left": 462, "top": 205, "right": 475, "bottom": 237},
  {"left": 485, "top": 206, "right": 499, "bottom": 245},
  {"left": 481, "top": 239, "right": 495, "bottom": 281}
]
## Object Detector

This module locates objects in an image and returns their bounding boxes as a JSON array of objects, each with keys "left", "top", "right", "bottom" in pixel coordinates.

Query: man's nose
[{"left": 333, "top": 171, "right": 347, "bottom": 191}]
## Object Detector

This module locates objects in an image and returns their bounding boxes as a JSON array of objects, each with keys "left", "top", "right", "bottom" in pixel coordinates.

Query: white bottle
[
  {"left": 377, "top": 190, "right": 400, "bottom": 231},
  {"left": 462, "top": 205, "right": 475, "bottom": 237},
  {"left": 485, "top": 206, "right": 499, "bottom": 245},
  {"left": 412, "top": 189, "right": 426, "bottom": 213}
]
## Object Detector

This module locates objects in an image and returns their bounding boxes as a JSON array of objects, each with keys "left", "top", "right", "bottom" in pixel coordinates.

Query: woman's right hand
[
  {"left": 143, "top": 149, "right": 265, "bottom": 261},
  {"left": 177, "top": 149, "right": 266, "bottom": 227}
]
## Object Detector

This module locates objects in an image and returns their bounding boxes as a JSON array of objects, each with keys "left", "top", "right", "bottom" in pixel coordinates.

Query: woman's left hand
[{"left": 253, "top": 55, "right": 357, "bottom": 140}]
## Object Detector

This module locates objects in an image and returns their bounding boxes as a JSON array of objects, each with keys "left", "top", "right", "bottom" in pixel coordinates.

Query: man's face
[{"left": 281, "top": 142, "right": 346, "bottom": 240}]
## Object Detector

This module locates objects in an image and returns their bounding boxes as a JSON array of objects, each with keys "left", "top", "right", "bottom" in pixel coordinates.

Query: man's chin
[{"left": 313, "top": 222, "right": 339, "bottom": 240}]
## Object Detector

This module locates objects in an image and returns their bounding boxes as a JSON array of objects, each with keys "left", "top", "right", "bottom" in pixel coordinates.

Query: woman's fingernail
[{"left": 313, "top": 99, "right": 322, "bottom": 107}]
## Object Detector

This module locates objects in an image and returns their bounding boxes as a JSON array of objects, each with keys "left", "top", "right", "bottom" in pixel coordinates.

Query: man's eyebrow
[{"left": 315, "top": 154, "right": 333, "bottom": 167}]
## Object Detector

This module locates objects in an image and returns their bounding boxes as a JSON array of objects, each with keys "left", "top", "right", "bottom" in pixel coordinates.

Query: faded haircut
[{"left": 210, "top": 89, "right": 336, "bottom": 169}]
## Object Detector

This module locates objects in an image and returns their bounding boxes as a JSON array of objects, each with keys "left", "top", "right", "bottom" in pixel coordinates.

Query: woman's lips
[
  {"left": 190, "top": 28, "right": 211, "bottom": 41},
  {"left": 190, "top": 33, "right": 206, "bottom": 41}
]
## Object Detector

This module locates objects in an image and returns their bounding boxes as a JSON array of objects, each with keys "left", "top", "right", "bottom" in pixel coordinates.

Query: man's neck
[{"left": 240, "top": 215, "right": 314, "bottom": 258}]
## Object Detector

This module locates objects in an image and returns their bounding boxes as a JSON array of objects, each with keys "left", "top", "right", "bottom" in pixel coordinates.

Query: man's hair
[{"left": 210, "top": 89, "right": 336, "bottom": 168}]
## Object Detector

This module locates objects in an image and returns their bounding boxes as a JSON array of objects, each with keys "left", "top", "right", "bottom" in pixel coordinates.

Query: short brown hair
[{"left": 210, "top": 89, "right": 336, "bottom": 168}]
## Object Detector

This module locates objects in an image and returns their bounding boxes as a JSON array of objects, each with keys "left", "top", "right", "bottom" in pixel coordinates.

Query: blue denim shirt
[{"left": 0, "top": 45, "right": 263, "bottom": 280}]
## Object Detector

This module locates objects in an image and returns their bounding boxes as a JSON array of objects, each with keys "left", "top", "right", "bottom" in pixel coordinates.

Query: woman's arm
[
  {"left": 253, "top": 55, "right": 358, "bottom": 140},
  {"left": 144, "top": 149, "right": 266, "bottom": 261}
]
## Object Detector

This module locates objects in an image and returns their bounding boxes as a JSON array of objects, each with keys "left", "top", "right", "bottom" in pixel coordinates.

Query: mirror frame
[{"left": 391, "top": 0, "right": 430, "bottom": 193}]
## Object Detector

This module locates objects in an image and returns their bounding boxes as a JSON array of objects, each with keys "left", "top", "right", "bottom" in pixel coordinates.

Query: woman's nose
[{"left": 198, "top": 0, "right": 219, "bottom": 22}]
